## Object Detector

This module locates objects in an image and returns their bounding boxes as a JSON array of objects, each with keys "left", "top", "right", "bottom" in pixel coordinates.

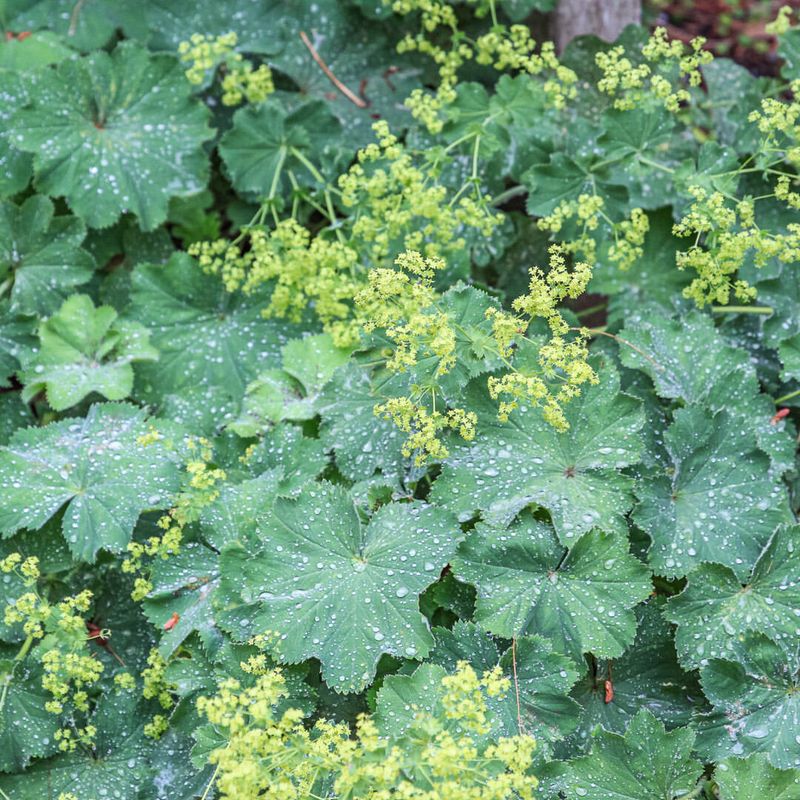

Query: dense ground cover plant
[{"left": 1, "top": 0, "right": 800, "bottom": 797}]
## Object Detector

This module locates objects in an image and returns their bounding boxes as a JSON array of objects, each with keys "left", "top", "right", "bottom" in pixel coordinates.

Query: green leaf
[
  {"left": 6, "top": 0, "right": 149, "bottom": 51},
  {"left": 200, "top": 471, "right": 282, "bottom": 550},
  {"left": 0, "top": 693, "right": 154, "bottom": 798},
  {"left": 0, "top": 195, "right": 95, "bottom": 316},
  {"left": 563, "top": 709, "right": 704, "bottom": 800},
  {"left": 220, "top": 100, "right": 342, "bottom": 196},
  {"left": 218, "top": 482, "right": 458, "bottom": 692},
  {"left": 0, "top": 392, "right": 33, "bottom": 445},
  {"left": 318, "top": 363, "right": 408, "bottom": 481},
  {"left": 620, "top": 308, "right": 794, "bottom": 473},
  {"left": 20, "top": 293, "right": 158, "bottom": 410},
  {"left": 230, "top": 333, "right": 351, "bottom": 435},
  {"left": 429, "top": 622, "right": 582, "bottom": 747},
  {"left": 143, "top": 542, "right": 220, "bottom": 659},
  {"left": 130, "top": 253, "right": 300, "bottom": 413},
  {"left": 597, "top": 106, "right": 681, "bottom": 208},
  {"left": 714, "top": 754, "right": 800, "bottom": 799},
  {"left": 432, "top": 366, "right": 645, "bottom": 542},
  {"left": 9, "top": 42, "right": 213, "bottom": 230},
  {"left": 0, "top": 403, "right": 181, "bottom": 561},
  {"left": 452, "top": 512, "right": 652, "bottom": 662},
  {"left": 564, "top": 601, "right": 704, "bottom": 755},
  {"left": 0, "top": 69, "right": 32, "bottom": 198},
  {"left": 0, "top": 306, "right": 36, "bottom": 388},
  {"left": 0, "top": 30, "right": 75, "bottom": 70},
  {"left": 634, "top": 407, "right": 787, "bottom": 580},
  {"left": 0, "top": 655, "right": 60, "bottom": 772},
  {"left": 664, "top": 526, "right": 800, "bottom": 670},
  {"left": 696, "top": 633, "right": 800, "bottom": 770}
]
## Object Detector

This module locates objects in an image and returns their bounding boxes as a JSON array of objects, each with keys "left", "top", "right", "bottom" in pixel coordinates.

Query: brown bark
[{"left": 553, "top": 0, "right": 642, "bottom": 52}]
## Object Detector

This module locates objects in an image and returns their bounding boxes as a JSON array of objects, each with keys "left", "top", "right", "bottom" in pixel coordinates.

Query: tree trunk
[{"left": 553, "top": 0, "right": 642, "bottom": 52}]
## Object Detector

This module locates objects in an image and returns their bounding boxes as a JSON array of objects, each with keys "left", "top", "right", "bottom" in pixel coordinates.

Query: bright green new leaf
[
  {"left": 696, "top": 633, "right": 800, "bottom": 770},
  {"left": 0, "top": 403, "right": 181, "bottom": 561},
  {"left": 563, "top": 709, "right": 704, "bottom": 800},
  {"left": 0, "top": 195, "right": 95, "bottom": 315},
  {"left": 432, "top": 367, "right": 644, "bottom": 541},
  {"left": 218, "top": 482, "right": 458, "bottom": 692},
  {"left": 230, "top": 333, "right": 351, "bottom": 435},
  {"left": 9, "top": 42, "right": 213, "bottom": 230},
  {"left": 20, "top": 293, "right": 158, "bottom": 410},
  {"left": 635, "top": 407, "right": 787, "bottom": 580},
  {"left": 665, "top": 526, "right": 800, "bottom": 669},
  {"left": 452, "top": 512, "right": 653, "bottom": 662}
]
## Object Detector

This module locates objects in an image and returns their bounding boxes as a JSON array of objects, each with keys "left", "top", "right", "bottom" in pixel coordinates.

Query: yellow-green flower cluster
[
  {"left": 390, "top": 1, "right": 576, "bottom": 131},
  {"left": 2, "top": 554, "right": 105, "bottom": 738},
  {"left": 221, "top": 63, "right": 275, "bottom": 106},
  {"left": 376, "top": 397, "right": 478, "bottom": 465},
  {"left": 197, "top": 662, "right": 537, "bottom": 800},
  {"left": 608, "top": 208, "right": 650, "bottom": 270},
  {"left": 124, "top": 436, "right": 226, "bottom": 601},
  {"left": 190, "top": 120, "right": 499, "bottom": 348},
  {"left": 596, "top": 27, "right": 712, "bottom": 112},
  {"left": 766, "top": 5, "right": 794, "bottom": 35},
  {"left": 178, "top": 32, "right": 239, "bottom": 85},
  {"left": 141, "top": 648, "right": 175, "bottom": 738},
  {"left": 749, "top": 80, "right": 800, "bottom": 167},
  {"left": 486, "top": 246, "right": 597, "bottom": 430},
  {"left": 178, "top": 31, "right": 274, "bottom": 106},
  {"left": 673, "top": 186, "right": 800, "bottom": 307},
  {"left": 537, "top": 193, "right": 606, "bottom": 263}
]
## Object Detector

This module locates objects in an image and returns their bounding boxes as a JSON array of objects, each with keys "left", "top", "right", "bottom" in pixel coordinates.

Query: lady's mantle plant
[{"left": 0, "top": 1, "right": 800, "bottom": 798}]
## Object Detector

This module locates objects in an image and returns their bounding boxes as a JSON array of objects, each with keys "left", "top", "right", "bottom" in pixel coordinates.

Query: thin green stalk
[
  {"left": 711, "top": 305, "right": 773, "bottom": 315},
  {"left": 775, "top": 388, "right": 800, "bottom": 405}
]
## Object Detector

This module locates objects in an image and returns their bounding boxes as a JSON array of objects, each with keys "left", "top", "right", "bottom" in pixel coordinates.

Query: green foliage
[{"left": 2, "top": 2, "right": 800, "bottom": 797}]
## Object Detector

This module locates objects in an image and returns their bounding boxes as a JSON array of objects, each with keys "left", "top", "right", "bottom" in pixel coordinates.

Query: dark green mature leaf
[
  {"left": 0, "top": 693, "right": 154, "bottom": 798},
  {"left": 563, "top": 710, "right": 704, "bottom": 800},
  {"left": 220, "top": 100, "right": 342, "bottom": 196},
  {"left": 6, "top": 0, "right": 149, "bottom": 51},
  {"left": 714, "top": 754, "right": 800, "bottom": 799},
  {"left": 565, "top": 601, "right": 703, "bottom": 755},
  {"left": 20, "top": 293, "right": 158, "bottom": 410},
  {"left": 218, "top": 482, "right": 458, "bottom": 692},
  {"left": 665, "top": 526, "right": 800, "bottom": 670},
  {"left": 0, "top": 195, "right": 95, "bottom": 316},
  {"left": 696, "top": 633, "right": 800, "bottom": 770},
  {"left": 0, "top": 403, "right": 181, "bottom": 561},
  {"left": 130, "top": 253, "right": 300, "bottom": 416},
  {"left": 0, "top": 304, "right": 36, "bottom": 388},
  {"left": 9, "top": 42, "right": 213, "bottom": 230},
  {"left": 635, "top": 407, "right": 787, "bottom": 580},
  {"left": 432, "top": 367, "right": 644, "bottom": 541},
  {"left": 0, "top": 69, "right": 32, "bottom": 197},
  {"left": 620, "top": 308, "right": 795, "bottom": 473},
  {"left": 0, "top": 393, "right": 32, "bottom": 445},
  {"left": 143, "top": 542, "right": 220, "bottom": 659},
  {"left": 452, "top": 512, "right": 652, "bottom": 662},
  {"left": 318, "top": 363, "right": 408, "bottom": 481},
  {"left": 429, "top": 622, "right": 582, "bottom": 747},
  {"left": 0, "top": 655, "right": 59, "bottom": 772}
]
